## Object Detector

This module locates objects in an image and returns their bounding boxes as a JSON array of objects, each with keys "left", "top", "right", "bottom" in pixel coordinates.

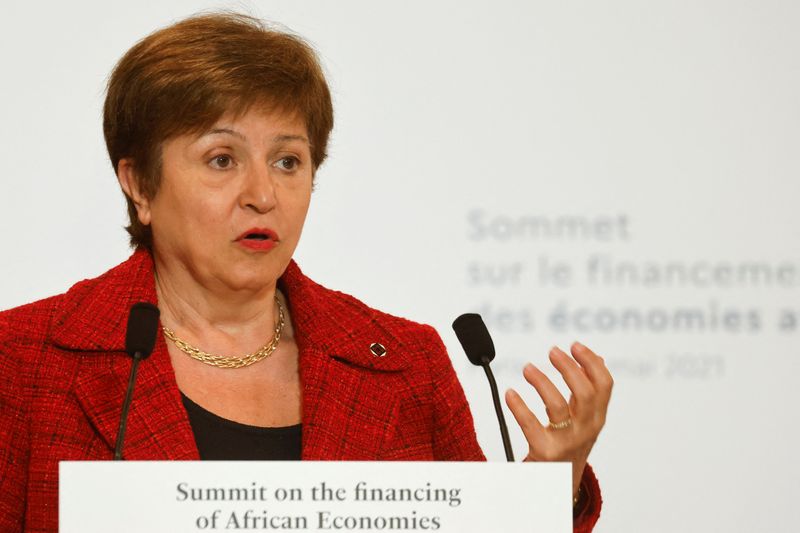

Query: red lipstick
[{"left": 235, "top": 228, "right": 280, "bottom": 252}]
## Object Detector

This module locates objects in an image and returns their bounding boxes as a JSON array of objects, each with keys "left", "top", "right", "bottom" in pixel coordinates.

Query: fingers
[
  {"left": 523, "top": 343, "right": 614, "bottom": 425},
  {"left": 569, "top": 342, "right": 614, "bottom": 406},
  {"left": 521, "top": 363, "right": 570, "bottom": 423},
  {"left": 508, "top": 343, "right": 613, "bottom": 465},
  {"left": 504, "top": 388, "right": 545, "bottom": 447},
  {"left": 548, "top": 347, "right": 596, "bottom": 416}
]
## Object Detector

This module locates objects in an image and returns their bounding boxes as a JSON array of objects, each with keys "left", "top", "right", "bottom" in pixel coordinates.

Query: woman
[{"left": 0, "top": 13, "right": 611, "bottom": 532}]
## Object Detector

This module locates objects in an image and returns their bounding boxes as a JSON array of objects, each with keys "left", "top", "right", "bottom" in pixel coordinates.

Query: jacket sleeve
[
  {"left": 574, "top": 463, "right": 602, "bottom": 532},
  {"left": 423, "top": 325, "right": 603, "bottom": 532},
  {"left": 0, "top": 312, "right": 30, "bottom": 532}
]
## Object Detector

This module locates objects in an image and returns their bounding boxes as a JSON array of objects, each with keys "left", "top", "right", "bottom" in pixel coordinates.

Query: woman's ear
[{"left": 117, "top": 158, "right": 152, "bottom": 226}]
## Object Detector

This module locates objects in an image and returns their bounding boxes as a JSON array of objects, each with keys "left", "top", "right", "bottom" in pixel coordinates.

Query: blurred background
[{"left": 1, "top": 1, "right": 798, "bottom": 530}]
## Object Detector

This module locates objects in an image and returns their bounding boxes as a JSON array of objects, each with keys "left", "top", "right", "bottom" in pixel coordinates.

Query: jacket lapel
[
  {"left": 280, "top": 262, "right": 410, "bottom": 460},
  {"left": 52, "top": 249, "right": 199, "bottom": 460},
  {"left": 72, "top": 336, "right": 199, "bottom": 460}
]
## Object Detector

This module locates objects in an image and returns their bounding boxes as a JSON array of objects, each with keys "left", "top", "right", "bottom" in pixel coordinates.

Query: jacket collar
[
  {"left": 51, "top": 248, "right": 159, "bottom": 353},
  {"left": 52, "top": 249, "right": 408, "bottom": 372},
  {"left": 278, "top": 260, "right": 409, "bottom": 372},
  {"left": 51, "top": 249, "right": 408, "bottom": 460}
]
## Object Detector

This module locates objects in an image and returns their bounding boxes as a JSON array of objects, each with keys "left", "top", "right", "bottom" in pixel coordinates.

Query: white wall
[{"left": 1, "top": 2, "right": 798, "bottom": 531}]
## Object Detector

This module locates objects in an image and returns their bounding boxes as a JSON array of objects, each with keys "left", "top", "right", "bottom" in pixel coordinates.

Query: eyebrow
[
  {"left": 205, "top": 128, "right": 247, "bottom": 141},
  {"left": 273, "top": 134, "right": 310, "bottom": 144},
  {"left": 201, "top": 129, "right": 310, "bottom": 145}
]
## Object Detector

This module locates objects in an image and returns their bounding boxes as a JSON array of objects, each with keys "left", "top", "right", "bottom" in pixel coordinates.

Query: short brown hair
[{"left": 103, "top": 12, "right": 334, "bottom": 248}]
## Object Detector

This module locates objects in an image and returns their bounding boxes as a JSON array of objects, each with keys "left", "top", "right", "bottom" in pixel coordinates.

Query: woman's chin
[{"left": 218, "top": 265, "right": 285, "bottom": 294}]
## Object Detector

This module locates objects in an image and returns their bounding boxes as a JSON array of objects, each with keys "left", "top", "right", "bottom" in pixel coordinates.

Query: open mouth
[{"left": 236, "top": 228, "right": 280, "bottom": 244}]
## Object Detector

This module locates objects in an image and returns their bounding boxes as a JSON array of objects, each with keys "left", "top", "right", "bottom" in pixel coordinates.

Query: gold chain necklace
[{"left": 162, "top": 297, "right": 285, "bottom": 369}]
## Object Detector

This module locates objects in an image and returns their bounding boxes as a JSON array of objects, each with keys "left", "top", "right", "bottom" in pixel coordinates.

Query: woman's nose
[{"left": 239, "top": 164, "right": 277, "bottom": 214}]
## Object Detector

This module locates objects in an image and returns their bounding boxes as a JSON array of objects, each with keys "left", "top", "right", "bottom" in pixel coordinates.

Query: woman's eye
[
  {"left": 209, "top": 154, "right": 234, "bottom": 169},
  {"left": 275, "top": 156, "right": 299, "bottom": 171}
]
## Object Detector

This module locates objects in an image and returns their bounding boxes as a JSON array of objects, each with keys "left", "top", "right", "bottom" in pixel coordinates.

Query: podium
[{"left": 60, "top": 461, "right": 571, "bottom": 532}]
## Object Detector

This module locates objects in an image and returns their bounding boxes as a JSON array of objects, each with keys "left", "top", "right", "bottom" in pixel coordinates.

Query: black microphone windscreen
[
  {"left": 452, "top": 313, "right": 495, "bottom": 366},
  {"left": 125, "top": 302, "right": 160, "bottom": 358}
]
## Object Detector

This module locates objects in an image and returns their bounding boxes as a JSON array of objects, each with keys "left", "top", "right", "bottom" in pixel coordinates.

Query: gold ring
[{"left": 548, "top": 418, "right": 572, "bottom": 430}]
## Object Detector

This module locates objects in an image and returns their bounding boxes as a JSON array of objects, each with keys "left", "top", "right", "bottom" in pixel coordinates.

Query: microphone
[
  {"left": 114, "top": 302, "right": 160, "bottom": 460},
  {"left": 452, "top": 313, "right": 514, "bottom": 462}
]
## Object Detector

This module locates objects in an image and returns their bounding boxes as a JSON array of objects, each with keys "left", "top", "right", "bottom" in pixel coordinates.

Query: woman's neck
[{"left": 153, "top": 257, "right": 283, "bottom": 355}]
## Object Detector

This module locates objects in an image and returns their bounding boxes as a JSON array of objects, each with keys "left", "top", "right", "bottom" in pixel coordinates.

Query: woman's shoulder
[
  {"left": 0, "top": 295, "right": 67, "bottom": 397},
  {"left": 284, "top": 262, "right": 441, "bottom": 333},
  {"left": 0, "top": 249, "right": 155, "bottom": 351},
  {"left": 282, "top": 262, "right": 449, "bottom": 367},
  {"left": 326, "top": 286, "right": 445, "bottom": 348},
  {"left": 0, "top": 294, "right": 66, "bottom": 347}
]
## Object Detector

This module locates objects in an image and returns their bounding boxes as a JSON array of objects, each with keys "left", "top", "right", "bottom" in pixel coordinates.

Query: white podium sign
[{"left": 60, "top": 461, "right": 571, "bottom": 532}]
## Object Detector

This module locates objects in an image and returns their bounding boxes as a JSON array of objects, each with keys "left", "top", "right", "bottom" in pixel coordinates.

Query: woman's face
[{"left": 130, "top": 107, "right": 314, "bottom": 294}]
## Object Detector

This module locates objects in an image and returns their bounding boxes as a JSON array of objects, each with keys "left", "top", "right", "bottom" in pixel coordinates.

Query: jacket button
[{"left": 370, "top": 343, "right": 387, "bottom": 357}]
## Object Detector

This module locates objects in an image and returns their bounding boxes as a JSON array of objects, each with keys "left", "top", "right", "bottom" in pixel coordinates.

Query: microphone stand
[
  {"left": 114, "top": 351, "right": 144, "bottom": 460},
  {"left": 481, "top": 358, "right": 514, "bottom": 462}
]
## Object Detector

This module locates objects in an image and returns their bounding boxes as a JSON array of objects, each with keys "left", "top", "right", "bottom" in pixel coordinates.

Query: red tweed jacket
[{"left": 0, "top": 249, "right": 601, "bottom": 532}]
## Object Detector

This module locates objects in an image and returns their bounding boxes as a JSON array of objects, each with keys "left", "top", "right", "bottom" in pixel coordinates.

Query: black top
[{"left": 180, "top": 392, "right": 302, "bottom": 460}]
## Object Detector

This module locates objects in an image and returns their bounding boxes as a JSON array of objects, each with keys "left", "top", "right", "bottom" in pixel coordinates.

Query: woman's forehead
[
  {"left": 167, "top": 104, "right": 301, "bottom": 140},
  {"left": 200, "top": 106, "right": 308, "bottom": 139}
]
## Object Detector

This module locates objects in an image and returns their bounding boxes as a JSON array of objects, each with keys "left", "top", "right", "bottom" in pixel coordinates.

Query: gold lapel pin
[{"left": 370, "top": 343, "right": 387, "bottom": 357}]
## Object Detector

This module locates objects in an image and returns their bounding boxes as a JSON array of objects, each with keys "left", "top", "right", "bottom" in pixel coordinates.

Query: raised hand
[{"left": 505, "top": 342, "right": 613, "bottom": 497}]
